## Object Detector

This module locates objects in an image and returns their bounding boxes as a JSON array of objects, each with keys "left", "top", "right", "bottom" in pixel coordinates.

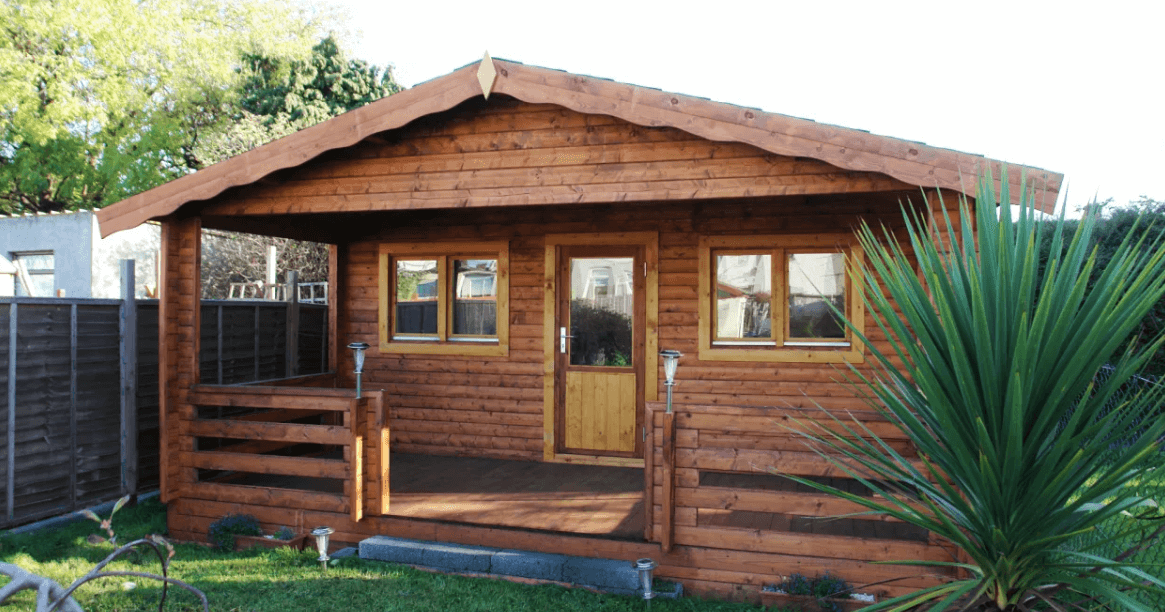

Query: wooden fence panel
[
  {"left": 73, "top": 305, "right": 123, "bottom": 507},
  {"left": 0, "top": 297, "right": 328, "bottom": 528},
  {"left": 13, "top": 303, "right": 74, "bottom": 522}
]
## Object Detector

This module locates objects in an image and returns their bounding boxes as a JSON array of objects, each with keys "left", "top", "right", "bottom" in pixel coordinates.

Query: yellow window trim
[
  {"left": 697, "top": 234, "right": 865, "bottom": 364},
  {"left": 378, "top": 241, "right": 509, "bottom": 357}
]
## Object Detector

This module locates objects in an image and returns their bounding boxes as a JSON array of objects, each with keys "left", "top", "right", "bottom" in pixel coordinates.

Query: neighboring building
[{"left": 0, "top": 210, "right": 159, "bottom": 298}]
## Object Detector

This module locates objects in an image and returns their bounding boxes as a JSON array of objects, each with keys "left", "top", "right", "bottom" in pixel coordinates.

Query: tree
[
  {"left": 201, "top": 231, "right": 328, "bottom": 300},
  {"left": 790, "top": 177, "right": 1165, "bottom": 610},
  {"left": 0, "top": 0, "right": 336, "bottom": 213},
  {"left": 192, "top": 35, "right": 401, "bottom": 166},
  {"left": 1038, "top": 197, "right": 1165, "bottom": 376}
]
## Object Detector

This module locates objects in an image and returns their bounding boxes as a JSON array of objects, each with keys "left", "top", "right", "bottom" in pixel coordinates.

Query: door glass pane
[
  {"left": 715, "top": 253, "right": 771, "bottom": 339},
  {"left": 570, "top": 257, "right": 633, "bottom": 366},
  {"left": 395, "top": 259, "right": 438, "bottom": 335},
  {"left": 788, "top": 252, "right": 846, "bottom": 340},
  {"left": 452, "top": 258, "right": 497, "bottom": 336}
]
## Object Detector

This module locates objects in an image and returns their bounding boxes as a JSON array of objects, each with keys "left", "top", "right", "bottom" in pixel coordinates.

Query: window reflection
[
  {"left": 395, "top": 259, "right": 438, "bottom": 335},
  {"left": 788, "top": 253, "right": 845, "bottom": 340},
  {"left": 715, "top": 253, "right": 771, "bottom": 339},
  {"left": 570, "top": 257, "right": 633, "bottom": 366},
  {"left": 452, "top": 259, "right": 498, "bottom": 336}
]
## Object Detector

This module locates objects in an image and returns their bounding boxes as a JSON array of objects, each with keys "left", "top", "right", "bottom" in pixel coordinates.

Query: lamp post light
[
  {"left": 347, "top": 342, "right": 370, "bottom": 398},
  {"left": 311, "top": 526, "right": 334, "bottom": 570},
  {"left": 659, "top": 350, "right": 682, "bottom": 414},
  {"left": 635, "top": 558, "right": 657, "bottom": 605}
]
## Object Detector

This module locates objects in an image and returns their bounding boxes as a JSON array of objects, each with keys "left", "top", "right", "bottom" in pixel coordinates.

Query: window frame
[
  {"left": 379, "top": 241, "right": 509, "bottom": 356},
  {"left": 11, "top": 250, "right": 55, "bottom": 297},
  {"left": 698, "top": 235, "right": 865, "bottom": 363}
]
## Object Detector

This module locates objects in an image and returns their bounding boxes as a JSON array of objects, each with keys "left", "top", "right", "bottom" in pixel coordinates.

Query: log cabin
[{"left": 95, "top": 56, "right": 1062, "bottom": 601}]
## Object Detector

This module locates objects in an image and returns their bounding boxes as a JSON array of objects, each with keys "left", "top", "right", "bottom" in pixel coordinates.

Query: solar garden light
[
  {"left": 659, "top": 350, "right": 682, "bottom": 414},
  {"left": 635, "top": 558, "right": 657, "bottom": 603},
  {"left": 311, "top": 526, "right": 334, "bottom": 570},
  {"left": 347, "top": 342, "right": 370, "bottom": 398}
]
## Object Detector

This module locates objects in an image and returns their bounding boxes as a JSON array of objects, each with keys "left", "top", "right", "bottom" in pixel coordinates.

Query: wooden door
[{"left": 555, "top": 246, "right": 645, "bottom": 457}]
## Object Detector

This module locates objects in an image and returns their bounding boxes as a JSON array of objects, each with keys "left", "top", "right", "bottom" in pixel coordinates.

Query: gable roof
[{"left": 96, "top": 57, "right": 1063, "bottom": 237}]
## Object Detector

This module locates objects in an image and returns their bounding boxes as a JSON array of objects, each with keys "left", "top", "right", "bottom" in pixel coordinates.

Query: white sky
[{"left": 328, "top": 0, "right": 1163, "bottom": 213}]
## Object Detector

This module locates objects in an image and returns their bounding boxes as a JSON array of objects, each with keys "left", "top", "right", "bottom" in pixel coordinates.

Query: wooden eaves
[{"left": 95, "top": 57, "right": 1064, "bottom": 237}]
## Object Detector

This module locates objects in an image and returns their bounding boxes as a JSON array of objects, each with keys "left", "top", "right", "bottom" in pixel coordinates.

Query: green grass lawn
[{"left": 0, "top": 498, "right": 770, "bottom": 612}]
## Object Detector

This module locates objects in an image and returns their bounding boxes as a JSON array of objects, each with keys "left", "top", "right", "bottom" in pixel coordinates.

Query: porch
[{"left": 171, "top": 379, "right": 952, "bottom": 600}]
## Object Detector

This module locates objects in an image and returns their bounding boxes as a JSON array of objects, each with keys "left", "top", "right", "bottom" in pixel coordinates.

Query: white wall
[{"left": 90, "top": 216, "right": 160, "bottom": 298}]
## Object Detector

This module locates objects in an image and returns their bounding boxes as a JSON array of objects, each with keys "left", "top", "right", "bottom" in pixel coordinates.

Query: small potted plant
[
  {"left": 759, "top": 573, "right": 873, "bottom": 612},
  {"left": 208, "top": 514, "right": 309, "bottom": 552}
]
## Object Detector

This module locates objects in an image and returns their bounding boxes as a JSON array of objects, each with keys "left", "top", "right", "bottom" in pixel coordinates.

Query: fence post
[
  {"left": 285, "top": 270, "right": 299, "bottom": 378},
  {"left": 69, "top": 303, "right": 77, "bottom": 512},
  {"left": 119, "top": 260, "right": 139, "bottom": 502},
  {"left": 6, "top": 303, "right": 16, "bottom": 521}
]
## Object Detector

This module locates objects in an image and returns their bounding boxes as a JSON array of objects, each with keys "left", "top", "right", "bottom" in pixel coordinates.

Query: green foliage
[
  {"left": 77, "top": 494, "right": 130, "bottom": 545},
  {"left": 787, "top": 174, "right": 1165, "bottom": 611},
  {"left": 773, "top": 573, "right": 854, "bottom": 611},
  {"left": 193, "top": 35, "right": 400, "bottom": 166},
  {"left": 0, "top": 0, "right": 342, "bottom": 214},
  {"left": 273, "top": 526, "right": 296, "bottom": 541},
  {"left": 1037, "top": 197, "right": 1165, "bottom": 376},
  {"left": 569, "top": 300, "right": 633, "bottom": 366},
  {"left": 207, "top": 513, "right": 263, "bottom": 551}
]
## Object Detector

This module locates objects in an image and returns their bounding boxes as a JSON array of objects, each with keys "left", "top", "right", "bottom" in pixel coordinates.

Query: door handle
[{"left": 559, "top": 326, "right": 575, "bottom": 353}]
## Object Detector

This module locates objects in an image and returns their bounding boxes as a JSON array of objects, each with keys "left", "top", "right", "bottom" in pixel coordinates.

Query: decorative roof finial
[{"left": 477, "top": 51, "right": 497, "bottom": 100}]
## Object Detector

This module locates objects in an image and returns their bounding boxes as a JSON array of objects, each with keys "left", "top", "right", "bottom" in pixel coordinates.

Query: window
[
  {"left": 698, "top": 235, "right": 864, "bottom": 363},
  {"left": 379, "top": 241, "right": 509, "bottom": 356},
  {"left": 11, "top": 251, "right": 55, "bottom": 297}
]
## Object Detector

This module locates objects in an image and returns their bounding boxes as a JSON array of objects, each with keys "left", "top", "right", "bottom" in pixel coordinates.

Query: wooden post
[
  {"left": 660, "top": 411, "right": 677, "bottom": 553},
  {"left": 119, "top": 260, "right": 139, "bottom": 502},
  {"left": 7, "top": 303, "right": 16, "bottom": 521},
  {"left": 349, "top": 398, "right": 365, "bottom": 523},
  {"left": 643, "top": 403, "right": 654, "bottom": 542},
  {"left": 69, "top": 303, "right": 78, "bottom": 511},
  {"left": 327, "top": 245, "right": 340, "bottom": 375},
  {"left": 285, "top": 270, "right": 299, "bottom": 379},
  {"left": 216, "top": 304, "right": 223, "bottom": 384},
  {"left": 253, "top": 305, "right": 260, "bottom": 381}
]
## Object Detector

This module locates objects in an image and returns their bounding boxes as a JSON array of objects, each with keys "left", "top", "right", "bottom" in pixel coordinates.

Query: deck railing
[
  {"left": 184, "top": 383, "right": 386, "bottom": 523},
  {"left": 646, "top": 402, "right": 955, "bottom": 599}
]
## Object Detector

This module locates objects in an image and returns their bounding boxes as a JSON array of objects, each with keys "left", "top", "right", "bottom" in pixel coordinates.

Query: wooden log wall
[
  {"left": 159, "top": 217, "right": 201, "bottom": 504},
  {"left": 647, "top": 402, "right": 953, "bottom": 599},
  {"left": 289, "top": 97, "right": 967, "bottom": 462},
  {"left": 162, "top": 96, "right": 972, "bottom": 598}
]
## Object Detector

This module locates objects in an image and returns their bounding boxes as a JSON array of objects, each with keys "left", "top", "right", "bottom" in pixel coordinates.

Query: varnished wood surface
[{"left": 96, "top": 60, "right": 1061, "bottom": 238}]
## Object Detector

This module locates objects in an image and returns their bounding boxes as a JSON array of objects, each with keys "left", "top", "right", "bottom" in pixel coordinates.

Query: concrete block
[
  {"left": 359, "top": 536, "right": 429, "bottom": 565},
  {"left": 420, "top": 542, "right": 494, "bottom": 573},
  {"left": 561, "top": 556, "right": 640, "bottom": 593},
  {"left": 491, "top": 549, "right": 568, "bottom": 582}
]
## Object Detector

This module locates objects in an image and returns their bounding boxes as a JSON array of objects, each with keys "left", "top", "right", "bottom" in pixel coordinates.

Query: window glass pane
[
  {"left": 570, "top": 257, "right": 634, "bottom": 366},
  {"left": 452, "top": 259, "right": 497, "bottom": 336},
  {"left": 14, "top": 252, "right": 53, "bottom": 271},
  {"left": 395, "top": 259, "right": 438, "bottom": 335},
  {"left": 788, "top": 253, "right": 846, "bottom": 339},
  {"left": 715, "top": 253, "right": 771, "bottom": 339}
]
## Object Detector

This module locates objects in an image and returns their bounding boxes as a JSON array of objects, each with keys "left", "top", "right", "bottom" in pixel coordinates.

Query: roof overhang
[{"left": 96, "top": 57, "right": 1063, "bottom": 238}]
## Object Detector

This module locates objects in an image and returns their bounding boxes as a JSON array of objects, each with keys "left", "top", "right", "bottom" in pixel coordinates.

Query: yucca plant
[{"left": 787, "top": 174, "right": 1165, "bottom": 611}]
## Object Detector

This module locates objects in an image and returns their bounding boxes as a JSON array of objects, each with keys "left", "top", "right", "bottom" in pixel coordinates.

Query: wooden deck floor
[
  {"left": 230, "top": 453, "right": 645, "bottom": 540},
  {"left": 388, "top": 454, "right": 644, "bottom": 539}
]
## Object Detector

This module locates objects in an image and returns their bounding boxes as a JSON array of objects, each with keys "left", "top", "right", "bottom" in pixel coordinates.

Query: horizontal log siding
[
  {"left": 203, "top": 97, "right": 914, "bottom": 218},
  {"left": 343, "top": 190, "right": 947, "bottom": 460},
  {"left": 312, "top": 99, "right": 962, "bottom": 460}
]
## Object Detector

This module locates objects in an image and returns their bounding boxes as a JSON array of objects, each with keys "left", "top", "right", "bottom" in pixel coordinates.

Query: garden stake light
[
  {"left": 636, "top": 558, "right": 657, "bottom": 609},
  {"left": 311, "top": 526, "right": 334, "bottom": 570},
  {"left": 347, "top": 342, "right": 370, "bottom": 398},
  {"left": 659, "top": 350, "right": 682, "bottom": 413}
]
